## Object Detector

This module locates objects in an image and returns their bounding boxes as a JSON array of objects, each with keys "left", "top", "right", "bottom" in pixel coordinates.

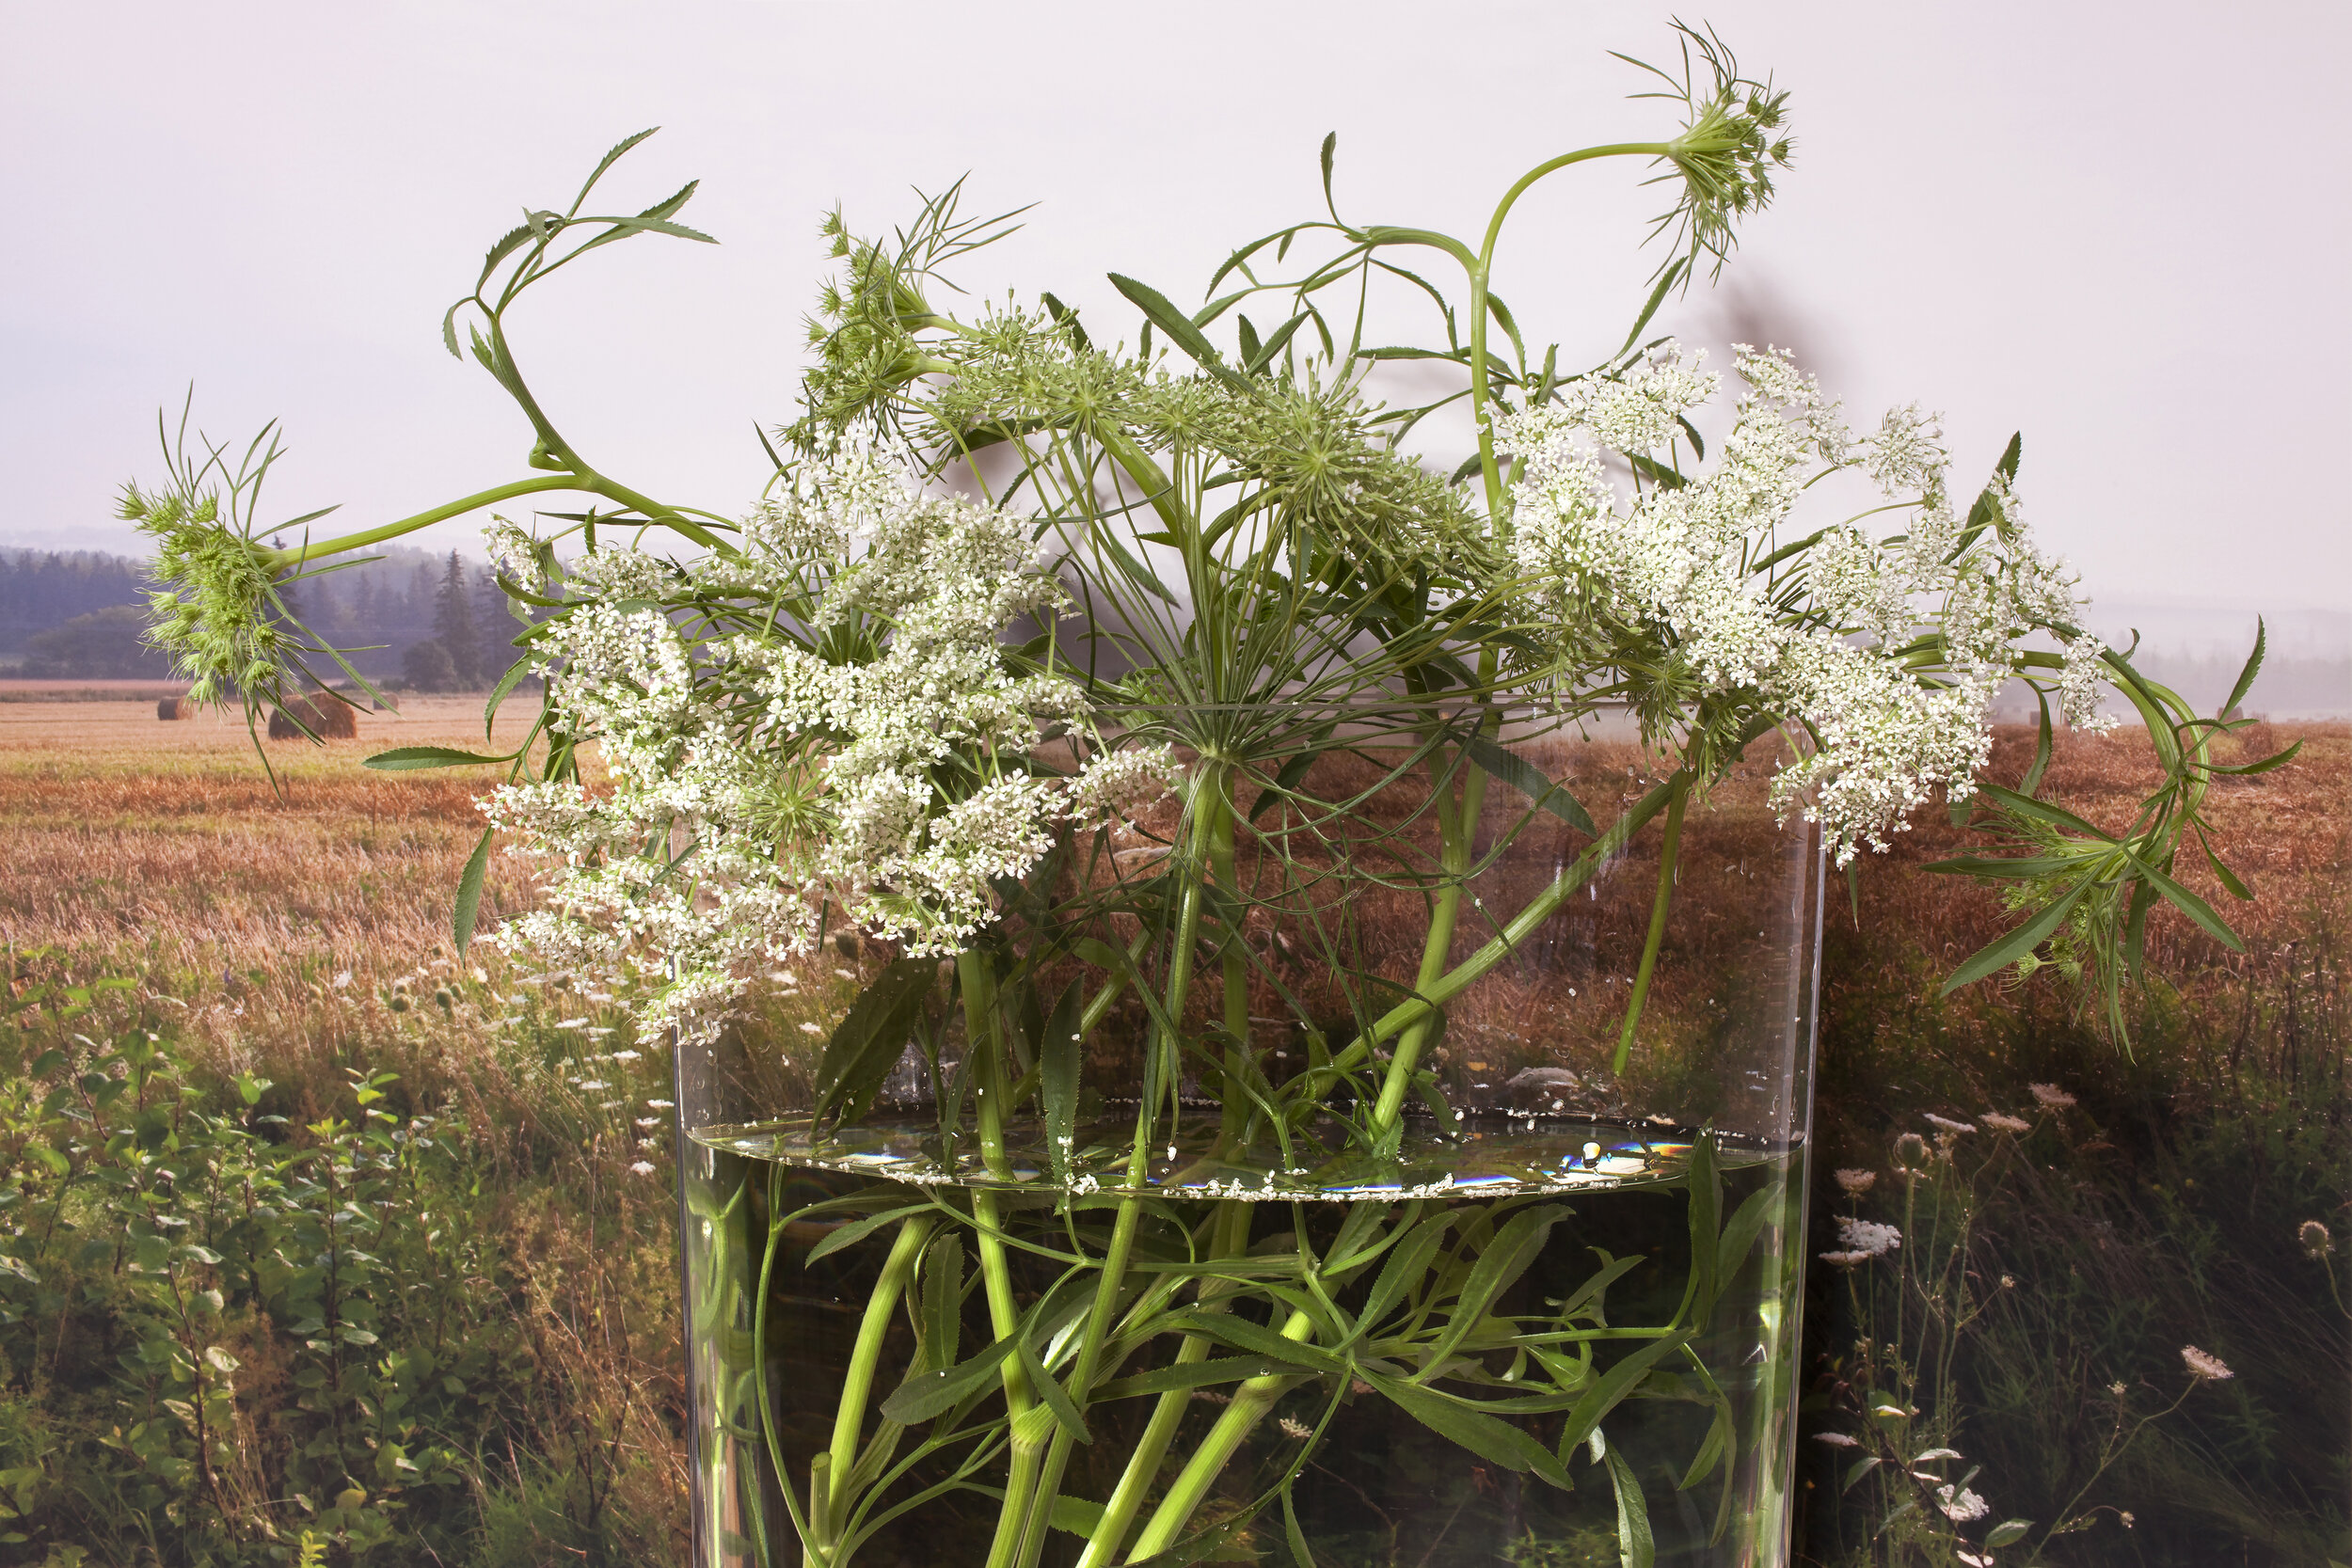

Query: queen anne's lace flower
[
  {"left": 1495, "top": 340, "right": 2106, "bottom": 866},
  {"left": 485, "top": 450, "right": 1184, "bottom": 1038},
  {"left": 2180, "top": 1345, "right": 2233, "bottom": 1381}
]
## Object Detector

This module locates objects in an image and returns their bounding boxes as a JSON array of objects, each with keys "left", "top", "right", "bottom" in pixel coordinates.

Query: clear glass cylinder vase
[{"left": 675, "top": 708, "right": 1824, "bottom": 1568}]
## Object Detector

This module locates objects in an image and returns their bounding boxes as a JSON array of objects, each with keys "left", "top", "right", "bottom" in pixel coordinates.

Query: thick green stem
[
  {"left": 1124, "top": 1308, "right": 1317, "bottom": 1561},
  {"left": 1073, "top": 1202, "right": 1252, "bottom": 1568},
  {"left": 959, "top": 951, "right": 1041, "bottom": 1568},
  {"left": 1009, "top": 1200, "right": 1145, "bottom": 1568},
  {"left": 823, "top": 1214, "right": 936, "bottom": 1540},
  {"left": 1206, "top": 774, "right": 1253, "bottom": 1148},
  {"left": 1370, "top": 736, "right": 1490, "bottom": 1132},
  {"left": 261, "top": 475, "right": 580, "bottom": 574},
  {"left": 1612, "top": 769, "right": 1691, "bottom": 1075},
  {"left": 1295, "top": 771, "right": 1686, "bottom": 1111}
]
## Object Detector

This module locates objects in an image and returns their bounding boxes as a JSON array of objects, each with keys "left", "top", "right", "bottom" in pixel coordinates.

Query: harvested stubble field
[{"left": 0, "top": 709, "right": 2342, "bottom": 1565}]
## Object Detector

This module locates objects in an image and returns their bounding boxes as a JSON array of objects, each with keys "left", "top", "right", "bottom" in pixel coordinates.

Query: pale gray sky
[{"left": 4, "top": 2, "right": 2346, "bottom": 641}]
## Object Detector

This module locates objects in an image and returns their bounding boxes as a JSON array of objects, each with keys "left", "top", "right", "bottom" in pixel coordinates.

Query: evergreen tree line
[{"left": 1, "top": 545, "right": 524, "bottom": 689}]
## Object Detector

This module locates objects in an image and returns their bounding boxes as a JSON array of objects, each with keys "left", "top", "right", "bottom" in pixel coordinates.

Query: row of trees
[{"left": 2, "top": 546, "right": 524, "bottom": 689}]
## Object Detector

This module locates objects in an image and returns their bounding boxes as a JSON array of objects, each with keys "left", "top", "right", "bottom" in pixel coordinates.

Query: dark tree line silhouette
[{"left": 1, "top": 545, "right": 520, "bottom": 688}]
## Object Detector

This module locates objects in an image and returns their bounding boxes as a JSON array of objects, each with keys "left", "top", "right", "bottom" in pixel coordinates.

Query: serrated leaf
[
  {"left": 1413, "top": 1205, "right": 1568, "bottom": 1375},
  {"left": 364, "top": 746, "right": 513, "bottom": 771},
  {"left": 1107, "top": 273, "right": 1246, "bottom": 388},
  {"left": 1364, "top": 1372, "right": 1568, "bottom": 1488},
  {"left": 815, "top": 957, "right": 939, "bottom": 1126},
  {"left": 1939, "top": 880, "right": 2089, "bottom": 995},
  {"left": 1463, "top": 733, "right": 1596, "bottom": 835},
  {"left": 878, "top": 1335, "right": 1019, "bottom": 1426},
  {"left": 803, "top": 1203, "right": 931, "bottom": 1264},
  {"left": 1601, "top": 1438, "right": 1656, "bottom": 1568},
  {"left": 1050, "top": 1495, "right": 1106, "bottom": 1536},
  {"left": 452, "top": 827, "right": 494, "bottom": 957},
  {"left": 2223, "top": 618, "right": 2266, "bottom": 716}
]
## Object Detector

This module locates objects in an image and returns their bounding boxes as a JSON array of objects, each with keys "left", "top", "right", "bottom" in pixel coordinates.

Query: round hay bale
[
  {"left": 157, "top": 696, "right": 193, "bottom": 721},
  {"left": 267, "top": 692, "right": 360, "bottom": 741}
]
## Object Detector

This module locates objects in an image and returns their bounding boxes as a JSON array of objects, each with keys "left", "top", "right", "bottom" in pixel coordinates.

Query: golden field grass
[{"left": 0, "top": 705, "right": 2341, "bottom": 1563}]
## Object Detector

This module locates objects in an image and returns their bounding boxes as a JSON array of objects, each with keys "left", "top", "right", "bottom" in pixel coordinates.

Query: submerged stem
[
  {"left": 958, "top": 951, "right": 1041, "bottom": 1568},
  {"left": 823, "top": 1214, "right": 936, "bottom": 1537}
]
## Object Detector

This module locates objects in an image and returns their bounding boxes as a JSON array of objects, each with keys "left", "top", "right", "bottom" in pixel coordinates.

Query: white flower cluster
[
  {"left": 1498, "top": 341, "right": 2113, "bottom": 865},
  {"left": 1819, "top": 1214, "right": 1902, "bottom": 1266},
  {"left": 483, "top": 451, "right": 1182, "bottom": 1038},
  {"left": 482, "top": 516, "right": 545, "bottom": 591}
]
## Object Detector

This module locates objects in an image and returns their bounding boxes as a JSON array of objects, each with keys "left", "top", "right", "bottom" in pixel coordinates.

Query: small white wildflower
[
  {"left": 1980, "top": 1112, "right": 2031, "bottom": 1133},
  {"left": 628, "top": 1161, "right": 658, "bottom": 1177},
  {"left": 1835, "top": 1216, "right": 1902, "bottom": 1258},
  {"left": 634, "top": 1117, "right": 660, "bottom": 1130},
  {"left": 2180, "top": 1345, "right": 2233, "bottom": 1381},
  {"left": 2027, "top": 1083, "right": 2075, "bottom": 1109},
  {"left": 1935, "top": 1485, "right": 1989, "bottom": 1522},
  {"left": 1277, "top": 1417, "right": 1313, "bottom": 1441},
  {"left": 1811, "top": 1432, "right": 1859, "bottom": 1448},
  {"left": 332, "top": 970, "right": 353, "bottom": 990},
  {"left": 610, "top": 1049, "right": 642, "bottom": 1063},
  {"left": 1911, "top": 1448, "right": 1962, "bottom": 1463},
  {"left": 577, "top": 1080, "right": 608, "bottom": 1092},
  {"left": 555, "top": 1017, "right": 590, "bottom": 1029},
  {"left": 1924, "top": 1113, "right": 1976, "bottom": 1134},
  {"left": 2119, "top": 1511, "right": 2135, "bottom": 1528},
  {"left": 800, "top": 1021, "right": 826, "bottom": 1036},
  {"left": 1835, "top": 1167, "right": 1878, "bottom": 1196},
  {"left": 2301, "top": 1220, "right": 2334, "bottom": 1259},
  {"left": 645, "top": 1099, "right": 675, "bottom": 1110}
]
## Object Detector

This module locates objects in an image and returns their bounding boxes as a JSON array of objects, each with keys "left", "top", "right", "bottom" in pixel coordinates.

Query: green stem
[
  {"left": 823, "top": 1214, "right": 937, "bottom": 1539},
  {"left": 1468, "top": 143, "right": 1674, "bottom": 518},
  {"left": 1207, "top": 772, "right": 1253, "bottom": 1148},
  {"left": 1073, "top": 1202, "right": 1251, "bottom": 1568},
  {"left": 261, "top": 475, "right": 580, "bottom": 573},
  {"left": 1370, "top": 728, "right": 1490, "bottom": 1132},
  {"left": 1612, "top": 769, "right": 1691, "bottom": 1075},
  {"left": 1295, "top": 768, "right": 1691, "bottom": 1110},
  {"left": 1124, "top": 1308, "right": 1317, "bottom": 1561},
  {"left": 958, "top": 951, "right": 1041, "bottom": 1568},
  {"left": 1009, "top": 1200, "right": 1144, "bottom": 1568}
]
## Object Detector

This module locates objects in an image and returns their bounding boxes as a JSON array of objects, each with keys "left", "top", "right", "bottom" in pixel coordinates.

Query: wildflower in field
[
  {"left": 1935, "top": 1483, "right": 1989, "bottom": 1522},
  {"left": 1979, "top": 1111, "right": 2030, "bottom": 1133},
  {"left": 1819, "top": 1216, "right": 1901, "bottom": 1265},
  {"left": 2299, "top": 1220, "right": 2332, "bottom": 1259},
  {"left": 2179, "top": 1345, "right": 2233, "bottom": 1381},
  {"left": 2027, "top": 1082, "right": 2075, "bottom": 1109},
  {"left": 1811, "top": 1432, "right": 1859, "bottom": 1447},
  {"left": 1911, "top": 1448, "right": 1961, "bottom": 1463},
  {"left": 1834, "top": 1166, "right": 1877, "bottom": 1196},
  {"left": 628, "top": 1161, "right": 658, "bottom": 1177},
  {"left": 1892, "top": 1132, "right": 1930, "bottom": 1173},
  {"left": 1923, "top": 1113, "right": 1975, "bottom": 1133},
  {"left": 1277, "top": 1418, "right": 1313, "bottom": 1441}
]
